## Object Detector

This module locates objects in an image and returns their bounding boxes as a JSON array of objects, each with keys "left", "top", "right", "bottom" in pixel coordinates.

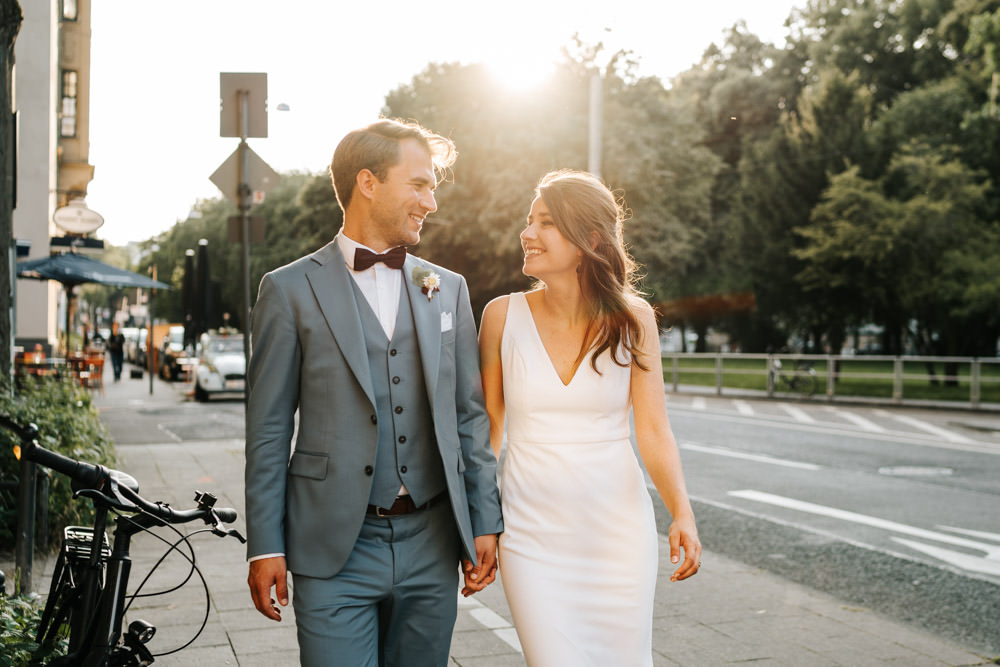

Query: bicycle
[
  {"left": 770, "top": 359, "right": 818, "bottom": 397},
  {"left": 1, "top": 415, "right": 245, "bottom": 666}
]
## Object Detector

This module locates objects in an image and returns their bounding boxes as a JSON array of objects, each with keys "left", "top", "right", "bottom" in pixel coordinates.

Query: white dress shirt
[{"left": 336, "top": 232, "right": 402, "bottom": 340}]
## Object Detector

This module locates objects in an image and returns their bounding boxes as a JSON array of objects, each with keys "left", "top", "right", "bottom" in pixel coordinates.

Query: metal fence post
[
  {"left": 826, "top": 354, "right": 835, "bottom": 400},
  {"left": 35, "top": 468, "right": 50, "bottom": 552},
  {"left": 766, "top": 355, "right": 775, "bottom": 397},
  {"left": 671, "top": 356, "right": 678, "bottom": 392},
  {"left": 715, "top": 355, "right": 723, "bottom": 395},
  {"left": 971, "top": 358, "right": 981, "bottom": 409},
  {"left": 892, "top": 357, "right": 903, "bottom": 404},
  {"left": 15, "top": 456, "right": 36, "bottom": 593}
]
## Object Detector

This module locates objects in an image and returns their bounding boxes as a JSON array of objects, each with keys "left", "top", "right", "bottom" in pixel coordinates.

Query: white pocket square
[{"left": 440, "top": 312, "right": 453, "bottom": 332}]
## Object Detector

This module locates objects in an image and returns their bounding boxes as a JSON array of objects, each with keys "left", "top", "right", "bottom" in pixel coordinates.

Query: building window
[
  {"left": 60, "top": 70, "right": 78, "bottom": 138},
  {"left": 61, "top": 0, "right": 78, "bottom": 21}
]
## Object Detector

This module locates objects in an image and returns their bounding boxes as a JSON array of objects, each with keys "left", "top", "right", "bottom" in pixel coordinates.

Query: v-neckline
[{"left": 520, "top": 294, "right": 587, "bottom": 388}]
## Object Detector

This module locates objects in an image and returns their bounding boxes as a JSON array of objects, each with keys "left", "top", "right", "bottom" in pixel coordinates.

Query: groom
[{"left": 245, "top": 119, "right": 503, "bottom": 666}]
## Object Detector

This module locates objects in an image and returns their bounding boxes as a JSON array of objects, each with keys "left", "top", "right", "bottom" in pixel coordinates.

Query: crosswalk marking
[
  {"left": 823, "top": 406, "right": 886, "bottom": 432},
  {"left": 874, "top": 410, "right": 973, "bottom": 443},
  {"left": 733, "top": 400, "right": 754, "bottom": 416},
  {"left": 691, "top": 396, "right": 707, "bottom": 410},
  {"left": 777, "top": 402, "right": 816, "bottom": 423}
]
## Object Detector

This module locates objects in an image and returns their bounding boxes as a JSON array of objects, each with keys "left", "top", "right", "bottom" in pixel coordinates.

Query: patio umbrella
[{"left": 17, "top": 251, "right": 170, "bottom": 353}]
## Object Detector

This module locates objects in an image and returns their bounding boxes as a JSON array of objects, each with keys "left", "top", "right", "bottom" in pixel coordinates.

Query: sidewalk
[{"left": 18, "top": 368, "right": 995, "bottom": 665}]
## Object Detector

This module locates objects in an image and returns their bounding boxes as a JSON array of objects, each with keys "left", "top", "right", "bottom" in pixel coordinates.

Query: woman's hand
[{"left": 667, "top": 514, "right": 702, "bottom": 582}]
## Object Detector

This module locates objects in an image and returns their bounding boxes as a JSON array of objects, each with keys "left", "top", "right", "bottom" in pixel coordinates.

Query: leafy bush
[
  {"left": 0, "top": 375, "right": 116, "bottom": 549},
  {"left": 0, "top": 591, "right": 65, "bottom": 666}
]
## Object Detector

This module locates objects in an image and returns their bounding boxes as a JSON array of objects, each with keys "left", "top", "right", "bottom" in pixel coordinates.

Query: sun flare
[{"left": 483, "top": 53, "right": 554, "bottom": 92}]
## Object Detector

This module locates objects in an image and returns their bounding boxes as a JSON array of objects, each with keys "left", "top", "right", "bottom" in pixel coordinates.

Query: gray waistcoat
[{"left": 351, "top": 280, "right": 446, "bottom": 508}]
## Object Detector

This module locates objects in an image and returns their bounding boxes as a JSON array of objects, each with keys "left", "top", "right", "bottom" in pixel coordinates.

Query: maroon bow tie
[{"left": 353, "top": 246, "right": 406, "bottom": 271}]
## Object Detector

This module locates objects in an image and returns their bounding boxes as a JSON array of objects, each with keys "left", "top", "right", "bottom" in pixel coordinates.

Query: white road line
[
  {"left": 691, "top": 396, "right": 707, "bottom": 410},
  {"left": 469, "top": 607, "right": 511, "bottom": 630},
  {"left": 728, "top": 489, "right": 1000, "bottom": 558},
  {"left": 733, "top": 400, "right": 754, "bottom": 416},
  {"left": 937, "top": 526, "right": 1000, "bottom": 543},
  {"left": 156, "top": 424, "right": 183, "bottom": 442},
  {"left": 457, "top": 593, "right": 523, "bottom": 653},
  {"left": 777, "top": 402, "right": 815, "bottom": 423},
  {"left": 873, "top": 411, "right": 973, "bottom": 443},
  {"left": 823, "top": 406, "right": 886, "bottom": 432},
  {"left": 681, "top": 443, "right": 821, "bottom": 470}
]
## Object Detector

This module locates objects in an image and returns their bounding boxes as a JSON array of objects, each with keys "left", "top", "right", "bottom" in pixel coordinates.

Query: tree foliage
[{"left": 133, "top": 2, "right": 1000, "bottom": 355}]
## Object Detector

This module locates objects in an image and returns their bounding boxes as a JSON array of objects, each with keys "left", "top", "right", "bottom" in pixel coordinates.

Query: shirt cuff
[{"left": 248, "top": 552, "right": 284, "bottom": 563}]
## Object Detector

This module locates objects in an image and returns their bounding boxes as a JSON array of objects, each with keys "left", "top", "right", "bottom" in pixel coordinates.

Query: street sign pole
[
  {"left": 215, "top": 72, "right": 274, "bottom": 411},
  {"left": 238, "top": 91, "right": 252, "bottom": 410}
]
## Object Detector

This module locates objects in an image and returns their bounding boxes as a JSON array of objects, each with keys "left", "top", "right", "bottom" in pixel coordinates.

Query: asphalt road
[{"left": 661, "top": 395, "right": 1000, "bottom": 655}]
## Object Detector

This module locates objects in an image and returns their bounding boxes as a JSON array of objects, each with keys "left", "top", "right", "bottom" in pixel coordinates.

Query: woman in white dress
[{"left": 478, "top": 170, "right": 701, "bottom": 666}]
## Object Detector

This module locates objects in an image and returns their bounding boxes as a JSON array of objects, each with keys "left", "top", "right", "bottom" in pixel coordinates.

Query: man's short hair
[{"left": 330, "top": 118, "right": 457, "bottom": 211}]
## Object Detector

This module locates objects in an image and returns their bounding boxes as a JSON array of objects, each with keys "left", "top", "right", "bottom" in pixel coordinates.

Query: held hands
[
  {"left": 248, "top": 555, "right": 289, "bottom": 621},
  {"left": 461, "top": 534, "right": 499, "bottom": 597},
  {"left": 668, "top": 515, "right": 702, "bottom": 582}
]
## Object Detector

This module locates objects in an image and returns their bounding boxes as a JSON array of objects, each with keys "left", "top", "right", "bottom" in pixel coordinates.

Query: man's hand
[
  {"left": 461, "top": 534, "right": 498, "bottom": 597},
  {"left": 248, "top": 555, "right": 289, "bottom": 621}
]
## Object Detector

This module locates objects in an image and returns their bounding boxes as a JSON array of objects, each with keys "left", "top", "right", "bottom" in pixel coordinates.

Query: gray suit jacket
[{"left": 244, "top": 238, "right": 503, "bottom": 578}]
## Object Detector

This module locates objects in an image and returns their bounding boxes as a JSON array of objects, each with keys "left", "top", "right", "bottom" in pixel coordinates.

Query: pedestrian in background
[
  {"left": 244, "top": 119, "right": 502, "bottom": 666},
  {"left": 106, "top": 322, "right": 125, "bottom": 382}
]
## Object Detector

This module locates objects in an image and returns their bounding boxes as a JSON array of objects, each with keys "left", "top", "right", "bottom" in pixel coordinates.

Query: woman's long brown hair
[{"left": 535, "top": 170, "right": 648, "bottom": 372}]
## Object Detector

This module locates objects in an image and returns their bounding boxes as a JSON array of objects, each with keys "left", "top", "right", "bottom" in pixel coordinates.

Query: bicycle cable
[{"left": 111, "top": 509, "right": 215, "bottom": 658}]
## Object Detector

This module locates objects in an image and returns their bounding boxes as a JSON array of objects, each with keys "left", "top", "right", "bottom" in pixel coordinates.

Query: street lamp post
[{"left": 148, "top": 244, "right": 159, "bottom": 395}]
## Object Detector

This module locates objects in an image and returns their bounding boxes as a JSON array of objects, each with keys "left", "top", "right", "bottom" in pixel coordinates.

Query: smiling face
[
  {"left": 365, "top": 138, "right": 438, "bottom": 250},
  {"left": 520, "top": 195, "right": 582, "bottom": 279}
]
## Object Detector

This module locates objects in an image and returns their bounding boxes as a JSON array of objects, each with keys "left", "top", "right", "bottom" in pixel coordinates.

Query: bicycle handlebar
[{"left": 1, "top": 414, "right": 238, "bottom": 528}]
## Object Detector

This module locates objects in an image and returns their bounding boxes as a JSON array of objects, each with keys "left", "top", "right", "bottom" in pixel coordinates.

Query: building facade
[{"left": 13, "top": 0, "right": 95, "bottom": 353}]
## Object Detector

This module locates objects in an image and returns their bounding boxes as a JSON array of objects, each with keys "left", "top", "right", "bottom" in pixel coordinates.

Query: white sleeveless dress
[{"left": 498, "top": 292, "right": 658, "bottom": 666}]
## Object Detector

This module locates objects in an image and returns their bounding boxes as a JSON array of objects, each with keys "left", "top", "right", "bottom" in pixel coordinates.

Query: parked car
[
  {"left": 126, "top": 329, "right": 149, "bottom": 368},
  {"left": 159, "top": 325, "right": 195, "bottom": 381},
  {"left": 193, "top": 333, "right": 245, "bottom": 401}
]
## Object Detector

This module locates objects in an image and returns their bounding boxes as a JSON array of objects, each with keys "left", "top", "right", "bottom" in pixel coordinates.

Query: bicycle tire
[{"left": 790, "top": 370, "right": 818, "bottom": 397}]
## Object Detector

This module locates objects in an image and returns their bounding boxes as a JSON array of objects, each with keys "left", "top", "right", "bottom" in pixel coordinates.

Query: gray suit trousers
[{"left": 292, "top": 500, "right": 461, "bottom": 667}]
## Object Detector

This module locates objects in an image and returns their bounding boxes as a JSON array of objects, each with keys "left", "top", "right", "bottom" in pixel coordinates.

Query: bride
[{"left": 478, "top": 170, "right": 701, "bottom": 666}]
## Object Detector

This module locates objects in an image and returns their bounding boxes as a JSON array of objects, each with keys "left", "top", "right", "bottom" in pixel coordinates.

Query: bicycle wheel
[{"left": 790, "top": 369, "right": 818, "bottom": 397}]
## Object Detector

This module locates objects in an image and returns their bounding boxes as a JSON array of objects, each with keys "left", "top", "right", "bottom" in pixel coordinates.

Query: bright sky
[{"left": 87, "top": 0, "right": 803, "bottom": 247}]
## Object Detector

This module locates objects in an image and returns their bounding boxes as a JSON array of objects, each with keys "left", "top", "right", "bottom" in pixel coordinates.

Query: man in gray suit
[{"left": 245, "top": 118, "right": 503, "bottom": 666}]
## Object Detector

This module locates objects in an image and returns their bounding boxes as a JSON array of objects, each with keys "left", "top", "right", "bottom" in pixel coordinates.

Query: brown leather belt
[{"left": 367, "top": 491, "right": 446, "bottom": 518}]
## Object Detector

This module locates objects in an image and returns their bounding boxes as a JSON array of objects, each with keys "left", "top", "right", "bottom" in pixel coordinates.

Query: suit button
[
  {"left": 389, "top": 349, "right": 398, "bottom": 356},
  {"left": 394, "top": 406, "right": 403, "bottom": 414},
  {"left": 398, "top": 436, "right": 406, "bottom": 444},
  {"left": 364, "top": 465, "right": 374, "bottom": 475},
  {"left": 370, "top": 415, "right": 377, "bottom": 424},
  {"left": 400, "top": 466, "right": 407, "bottom": 473},
  {"left": 392, "top": 376, "right": 400, "bottom": 384}
]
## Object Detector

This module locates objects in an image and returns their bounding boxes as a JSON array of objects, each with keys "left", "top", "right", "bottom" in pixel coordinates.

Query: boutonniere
[{"left": 411, "top": 267, "right": 441, "bottom": 301}]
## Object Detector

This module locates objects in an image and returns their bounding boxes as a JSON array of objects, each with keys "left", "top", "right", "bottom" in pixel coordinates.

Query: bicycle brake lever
[{"left": 211, "top": 525, "right": 247, "bottom": 543}]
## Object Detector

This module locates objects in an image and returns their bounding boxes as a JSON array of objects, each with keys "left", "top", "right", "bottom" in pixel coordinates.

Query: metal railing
[{"left": 661, "top": 352, "right": 1000, "bottom": 411}]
